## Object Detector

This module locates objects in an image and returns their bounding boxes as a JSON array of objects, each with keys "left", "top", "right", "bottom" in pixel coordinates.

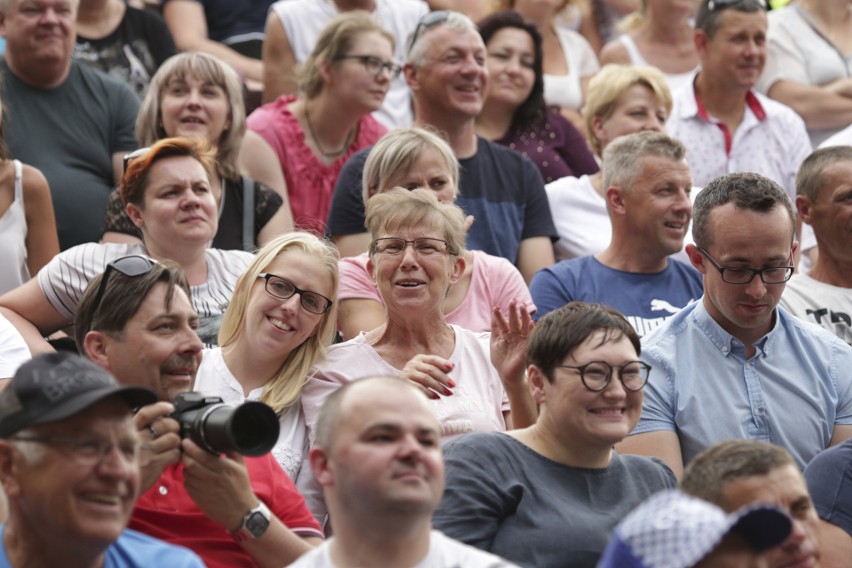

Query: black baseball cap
[{"left": 0, "top": 352, "right": 157, "bottom": 438}]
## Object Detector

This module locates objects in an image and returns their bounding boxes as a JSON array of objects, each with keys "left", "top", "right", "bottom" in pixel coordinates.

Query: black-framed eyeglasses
[
  {"left": 92, "top": 255, "right": 157, "bottom": 311},
  {"left": 555, "top": 361, "right": 652, "bottom": 392},
  {"left": 258, "top": 273, "right": 333, "bottom": 315},
  {"left": 371, "top": 237, "right": 457, "bottom": 257},
  {"left": 706, "top": 0, "right": 766, "bottom": 11},
  {"left": 407, "top": 10, "right": 450, "bottom": 55},
  {"left": 9, "top": 434, "right": 140, "bottom": 466},
  {"left": 697, "top": 247, "right": 794, "bottom": 284},
  {"left": 123, "top": 147, "right": 151, "bottom": 174},
  {"left": 337, "top": 55, "right": 402, "bottom": 79}
]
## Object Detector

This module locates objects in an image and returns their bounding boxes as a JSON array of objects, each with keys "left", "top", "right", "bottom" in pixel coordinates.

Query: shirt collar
[
  {"left": 692, "top": 299, "right": 778, "bottom": 358},
  {"left": 682, "top": 70, "right": 767, "bottom": 123}
]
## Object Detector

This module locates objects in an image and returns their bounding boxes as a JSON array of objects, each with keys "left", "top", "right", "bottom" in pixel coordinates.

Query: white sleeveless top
[
  {"left": 0, "top": 160, "right": 30, "bottom": 294},
  {"left": 617, "top": 35, "right": 695, "bottom": 94}
]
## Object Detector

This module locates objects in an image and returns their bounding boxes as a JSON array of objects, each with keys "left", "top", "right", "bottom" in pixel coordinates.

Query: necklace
[{"left": 304, "top": 106, "right": 355, "bottom": 160}]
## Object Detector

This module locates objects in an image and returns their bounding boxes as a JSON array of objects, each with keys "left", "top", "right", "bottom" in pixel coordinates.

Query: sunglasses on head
[{"left": 91, "top": 255, "right": 157, "bottom": 310}]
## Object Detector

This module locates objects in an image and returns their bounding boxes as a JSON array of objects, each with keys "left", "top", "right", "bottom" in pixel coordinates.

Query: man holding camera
[{"left": 74, "top": 256, "right": 323, "bottom": 568}]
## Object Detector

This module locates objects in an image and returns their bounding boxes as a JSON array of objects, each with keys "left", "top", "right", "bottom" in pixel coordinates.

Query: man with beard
[{"left": 74, "top": 256, "right": 323, "bottom": 568}]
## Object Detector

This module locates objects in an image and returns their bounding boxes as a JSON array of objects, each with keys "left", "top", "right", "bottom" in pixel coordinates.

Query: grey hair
[
  {"left": 695, "top": 0, "right": 766, "bottom": 38},
  {"left": 601, "top": 131, "right": 687, "bottom": 193},
  {"left": 406, "top": 11, "right": 478, "bottom": 67},
  {"left": 7, "top": 428, "right": 48, "bottom": 466}
]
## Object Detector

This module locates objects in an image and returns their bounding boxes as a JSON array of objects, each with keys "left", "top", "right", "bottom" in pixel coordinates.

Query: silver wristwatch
[{"left": 230, "top": 500, "right": 271, "bottom": 542}]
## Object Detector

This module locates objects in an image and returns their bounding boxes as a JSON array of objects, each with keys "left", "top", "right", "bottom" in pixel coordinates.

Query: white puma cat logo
[{"left": 650, "top": 299, "right": 680, "bottom": 314}]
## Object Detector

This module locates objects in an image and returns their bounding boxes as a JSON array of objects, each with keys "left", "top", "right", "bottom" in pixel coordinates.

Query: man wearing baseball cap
[
  {"left": 0, "top": 352, "right": 204, "bottom": 568},
  {"left": 600, "top": 490, "right": 792, "bottom": 568}
]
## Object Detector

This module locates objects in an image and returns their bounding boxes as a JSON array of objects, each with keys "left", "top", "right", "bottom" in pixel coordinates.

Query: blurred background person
[
  {"left": 74, "top": 0, "right": 177, "bottom": 98},
  {"left": 248, "top": 11, "right": 390, "bottom": 235},
  {"left": 599, "top": 0, "right": 698, "bottom": 93},
  {"left": 546, "top": 64, "right": 671, "bottom": 261},
  {"left": 476, "top": 10, "right": 599, "bottom": 184},
  {"left": 510, "top": 0, "right": 601, "bottom": 130},
  {"left": 101, "top": 52, "right": 292, "bottom": 251}
]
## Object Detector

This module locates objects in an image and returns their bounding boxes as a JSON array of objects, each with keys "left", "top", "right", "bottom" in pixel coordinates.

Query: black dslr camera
[{"left": 171, "top": 392, "right": 280, "bottom": 457}]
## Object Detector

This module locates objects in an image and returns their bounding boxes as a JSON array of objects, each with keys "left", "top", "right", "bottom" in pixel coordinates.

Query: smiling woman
[
  {"left": 433, "top": 301, "right": 677, "bottom": 568},
  {"left": 247, "top": 11, "right": 392, "bottom": 234},
  {"left": 194, "top": 232, "right": 339, "bottom": 481},
  {"left": 476, "top": 10, "right": 599, "bottom": 184}
]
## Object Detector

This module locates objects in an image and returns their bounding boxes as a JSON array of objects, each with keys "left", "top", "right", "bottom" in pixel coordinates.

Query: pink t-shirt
[
  {"left": 302, "top": 325, "right": 510, "bottom": 442},
  {"left": 246, "top": 95, "right": 386, "bottom": 235},
  {"left": 338, "top": 250, "right": 535, "bottom": 333}
]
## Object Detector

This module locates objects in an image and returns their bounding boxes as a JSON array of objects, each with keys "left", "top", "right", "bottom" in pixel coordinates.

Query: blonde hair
[
  {"left": 366, "top": 187, "right": 466, "bottom": 258},
  {"left": 362, "top": 126, "right": 459, "bottom": 204},
  {"left": 136, "top": 52, "right": 246, "bottom": 181},
  {"left": 298, "top": 11, "right": 395, "bottom": 99},
  {"left": 582, "top": 64, "right": 672, "bottom": 156},
  {"left": 218, "top": 233, "right": 340, "bottom": 414}
]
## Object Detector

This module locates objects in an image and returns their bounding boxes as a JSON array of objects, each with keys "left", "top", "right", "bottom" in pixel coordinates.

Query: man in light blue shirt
[{"left": 618, "top": 171, "right": 852, "bottom": 477}]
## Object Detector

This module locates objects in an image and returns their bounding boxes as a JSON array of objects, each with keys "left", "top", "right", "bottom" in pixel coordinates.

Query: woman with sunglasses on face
[
  {"left": 247, "top": 11, "right": 392, "bottom": 235},
  {"left": 101, "top": 52, "right": 293, "bottom": 252},
  {"left": 337, "top": 126, "right": 534, "bottom": 341},
  {"left": 194, "top": 233, "right": 338, "bottom": 481},
  {"left": 476, "top": 11, "right": 598, "bottom": 184},
  {"left": 433, "top": 302, "right": 676, "bottom": 568},
  {"left": 0, "top": 137, "right": 254, "bottom": 353}
]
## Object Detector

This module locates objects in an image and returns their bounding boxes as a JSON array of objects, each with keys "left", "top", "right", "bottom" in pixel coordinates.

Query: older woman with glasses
[
  {"left": 304, "top": 187, "right": 537, "bottom": 437},
  {"left": 0, "top": 137, "right": 254, "bottom": 353},
  {"left": 433, "top": 301, "right": 676, "bottom": 568},
  {"left": 247, "top": 11, "right": 392, "bottom": 234},
  {"left": 194, "top": 232, "right": 338, "bottom": 481}
]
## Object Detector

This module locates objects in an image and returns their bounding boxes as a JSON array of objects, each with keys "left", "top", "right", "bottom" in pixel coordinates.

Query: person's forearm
[
  {"left": 504, "top": 379, "right": 537, "bottom": 430},
  {"left": 769, "top": 80, "right": 852, "bottom": 131},
  {"left": 239, "top": 519, "right": 320, "bottom": 568},
  {"left": 0, "top": 307, "right": 52, "bottom": 356}
]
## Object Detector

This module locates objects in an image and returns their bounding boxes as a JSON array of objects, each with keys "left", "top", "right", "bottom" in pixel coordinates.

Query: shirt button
[
  {"left": 159, "top": 485, "right": 168, "bottom": 495},
  {"left": 722, "top": 346, "right": 729, "bottom": 353}
]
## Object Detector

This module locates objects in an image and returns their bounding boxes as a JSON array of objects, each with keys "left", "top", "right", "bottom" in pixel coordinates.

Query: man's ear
[
  {"left": 694, "top": 30, "right": 709, "bottom": 59},
  {"left": 309, "top": 447, "right": 333, "bottom": 488},
  {"left": 83, "top": 330, "right": 112, "bottom": 370},
  {"left": 606, "top": 187, "right": 627, "bottom": 215},
  {"left": 528, "top": 365, "right": 548, "bottom": 405},
  {"left": 796, "top": 195, "right": 814, "bottom": 226},
  {"left": 403, "top": 63, "right": 419, "bottom": 92},
  {"left": 0, "top": 442, "right": 22, "bottom": 498},
  {"left": 685, "top": 244, "right": 706, "bottom": 274}
]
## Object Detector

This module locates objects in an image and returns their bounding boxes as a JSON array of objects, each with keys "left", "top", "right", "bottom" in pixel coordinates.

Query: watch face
[{"left": 246, "top": 511, "right": 270, "bottom": 537}]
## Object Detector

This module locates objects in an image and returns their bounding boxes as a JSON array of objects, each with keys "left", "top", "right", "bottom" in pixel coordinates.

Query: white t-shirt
[
  {"left": 780, "top": 273, "right": 852, "bottom": 345},
  {"left": 542, "top": 28, "right": 599, "bottom": 112},
  {"left": 0, "top": 312, "right": 29, "bottom": 379},
  {"left": 286, "top": 530, "right": 520, "bottom": 568},
  {"left": 194, "top": 347, "right": 309, "bottom": 480},
  {"left": 545, "top": 174, "right": 611, "bottom": 262}
]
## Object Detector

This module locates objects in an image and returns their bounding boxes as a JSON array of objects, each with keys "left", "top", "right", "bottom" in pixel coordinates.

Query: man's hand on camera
[{"left": 134, "top": 401, "right": 181, "bottom": 492}]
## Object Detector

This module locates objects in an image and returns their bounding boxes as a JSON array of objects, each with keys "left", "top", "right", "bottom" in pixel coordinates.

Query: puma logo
[{"left": 650, "top": 299, "right": 681, "bottom": 314}]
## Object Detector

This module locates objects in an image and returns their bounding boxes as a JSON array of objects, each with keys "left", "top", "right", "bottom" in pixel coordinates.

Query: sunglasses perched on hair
[
  {"left": 122, "top": 147, "right": 151, "bottom": 174},
  {"left": 91, "top": 255, "right": 157, "bottom": 310},
  {"left": 706, "top": 0, "right": 766, "bottom": 10},
  {"left": 407, "top": 10, "right": 450, "bottom": 55}
]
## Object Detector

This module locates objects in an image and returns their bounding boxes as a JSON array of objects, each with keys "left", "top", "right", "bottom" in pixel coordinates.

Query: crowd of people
[{"left": 0, "top": 0, "right": 849, "bottom": 566}]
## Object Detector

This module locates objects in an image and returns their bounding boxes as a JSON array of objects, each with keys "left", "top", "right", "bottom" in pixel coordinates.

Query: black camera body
[{"left": 171, "top": 392, "right": 280, "bottom": 457}]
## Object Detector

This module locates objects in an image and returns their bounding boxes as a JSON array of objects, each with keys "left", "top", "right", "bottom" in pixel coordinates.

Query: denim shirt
[{"left": 634, "top": 299, "right": 852, "bottom": 468}]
